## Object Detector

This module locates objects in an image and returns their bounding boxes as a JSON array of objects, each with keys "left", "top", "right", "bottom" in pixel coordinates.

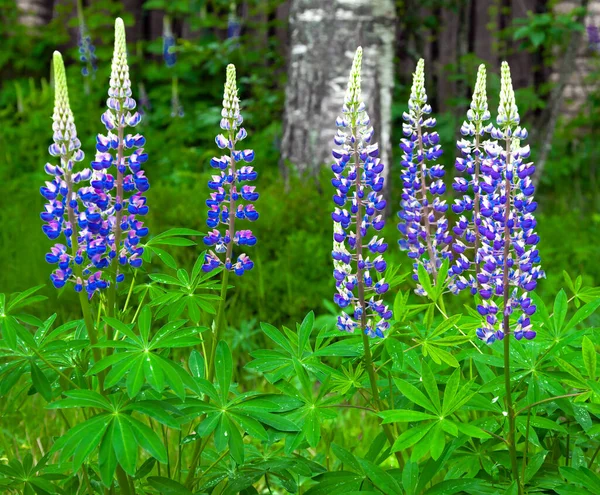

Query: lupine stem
[
  {"left": 106, "top": 120, "right": 125, "bottom": 351},
  {"left": 65, "top": 166, "right": 103, "bottom": 383},
  {"left": 116, "top": 465, "right": 133, "bottom": 495},
  {"left": 473, "top": 130, "right": 481, "bottom": 288},
  {"left": 352, "top": 120, "right": 402, "bottom": 467},
  {"left": 185, "top": 126, "right": 237, "bottom": 487},
  {"left": 416, "top": 121, "right": 438, "bottom": 280},
  {"left": 501, "top": 136, "right": 522, "bottom": 495}
]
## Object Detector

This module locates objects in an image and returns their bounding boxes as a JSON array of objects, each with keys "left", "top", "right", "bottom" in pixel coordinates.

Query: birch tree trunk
[
  {"left": 17, "top": 0, "right": 53, "bottom": 27},
  {"left": 280, "top": 0, "right": 396, "bottom": 188}
]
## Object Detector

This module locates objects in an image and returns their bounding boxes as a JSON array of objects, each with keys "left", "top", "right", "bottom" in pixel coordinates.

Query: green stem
[
  {"left": 116, "top": 466, "right": 133, "bottom": 495},
  {"left": 502, "top": 135, "right": 522, "bottom": 495},
  {"left": 362, "top": 332, "right": 404, "bottom": 468}
]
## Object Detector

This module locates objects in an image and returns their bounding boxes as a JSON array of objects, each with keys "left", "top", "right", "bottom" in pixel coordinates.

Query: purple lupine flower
[
  {"left": 42, "top": 51, "right": 107, "bottom": 295},
  {"left": 78, "top": 20, "right": 97, "bottom": 78},
  {"left": 397, "top": 59, "right": 452, "bottom": 296},
  {"left": 587, "top": 25, "right": 600, "bottom": 52},
  {"left": 448, "top": 64, "right": 493, "bottom": 294},
  {"left": 88, "top": 17, "right": 149, "bottom": 290},
  {"left": 202, "top": 64, "right": 257, "bottom": 276},
  {"left": 474, "top": 62, "right": 544, "bottom": 344},
  {"left": 331, "top": 47, "right": 391, "bottom": 339}
]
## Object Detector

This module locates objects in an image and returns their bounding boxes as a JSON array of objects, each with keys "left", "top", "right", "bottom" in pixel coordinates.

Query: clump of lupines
[
  {"left": 474, "top": 62, "right": 543, "bottom": 343},
  {"left": 449, "top": 64, "right": 492, "bottom": 294},
  {"left": 202, "top": 64, "right": 257, "bottom": 276},
  {"left": 397, "top": 59, "right": 452, "bottom": 296},
  {"left": 89, "top": 18, "right": 149, "bottom": 288},
  {"left": 41, "top": 52, "right": 92, "bottom": 293},
  {"left": 331, "top": 47, "right": 392, "bottom": 338}
]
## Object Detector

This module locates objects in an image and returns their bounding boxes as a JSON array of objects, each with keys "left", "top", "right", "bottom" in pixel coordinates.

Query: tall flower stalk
[
  {"left": 185, "top": 64, "right": 257, "bottom": 486},
  {"left": 101, "top": 18, "right": 149, "bottom": 326},
  {"left": 42, "top": 51, "right": 100, "bottom": 364},
  {"left": 398, "top": 59, "right": 452, "bottom": 296},
  {"left": 476, "top": 62, "right": 543, "bottom": 494},
  {"left": 449, "top": 64, "right": 491, "bottom": 294},
  {"left": 331, "top": 47, "right": 400, "bottom": 465}
]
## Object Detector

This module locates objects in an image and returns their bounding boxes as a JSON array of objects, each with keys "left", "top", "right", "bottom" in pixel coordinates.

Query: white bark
[{"left": 281, "top": 0, "right": 396, "bottom": 187}]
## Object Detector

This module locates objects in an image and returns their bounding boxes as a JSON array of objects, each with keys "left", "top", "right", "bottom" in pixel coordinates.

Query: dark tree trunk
[{"left": 280, "top": 0, "right": 396, "bottom": 187}]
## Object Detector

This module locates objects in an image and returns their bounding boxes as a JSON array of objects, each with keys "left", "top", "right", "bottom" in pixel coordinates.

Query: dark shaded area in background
[{"left": 1, "top": 0, "right": 599, "bottom": 328}]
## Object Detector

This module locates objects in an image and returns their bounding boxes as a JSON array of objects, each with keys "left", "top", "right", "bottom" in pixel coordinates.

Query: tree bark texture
[{"left": 280, "top": 0, "right": 396, "bottom": 186}]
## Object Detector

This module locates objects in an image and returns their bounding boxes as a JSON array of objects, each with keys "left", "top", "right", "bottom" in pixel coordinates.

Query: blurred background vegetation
[{"left": 1, "top": 0, "right": 599, "bottom": 335}]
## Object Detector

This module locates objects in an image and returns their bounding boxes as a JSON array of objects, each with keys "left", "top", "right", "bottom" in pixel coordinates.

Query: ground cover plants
[{"left": 1, "top": 16, "right": 600, "bottom": 495}]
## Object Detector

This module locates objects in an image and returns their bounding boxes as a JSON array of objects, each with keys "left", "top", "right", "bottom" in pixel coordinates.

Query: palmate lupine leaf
[
  {"left": 47, "top": 390, "right": 171, "bottom": 483},
  {"left": 180, "top": 341, "right": 301, "bottom": 464},
  {"left": 86, "top": 307, "right": 203, "bottom": 399}
]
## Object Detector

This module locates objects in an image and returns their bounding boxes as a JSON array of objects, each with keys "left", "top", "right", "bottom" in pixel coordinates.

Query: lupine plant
[
  {"left": 163, "top": 16, "right": 184, "bottom": 118},
  {"left": 2, "top": 23, "right": 600, "bottom": 495}
]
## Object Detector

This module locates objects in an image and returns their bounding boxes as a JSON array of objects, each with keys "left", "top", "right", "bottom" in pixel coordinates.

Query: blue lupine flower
[
  {"left": 42, "top": 51, "right": 105, "bottom": 295},
  {"left": 474, "top": 62, "right": 544, "bottom": 344},
  {"left": 202, "top": 64, "right": 257, "bottom": 276},
  {"left": 78, "top": 22, "right": 97, "bottom": 77},
  {"left": 227, "top": 2, "right": 241, "bottom": 42},
  {"left": 449, "top": 64, "right": 493, "bottom": 294},
  {"left": 162, "top": 16, "right": 177, "bottom": 68},
  {"left": 331, "top": 47, "right": 391, "bottom": 339},
  {"left": 88, "top": 18, "right": 149, "bottom": 289},
  {"left": 398, "top": 59, "right": 452, "bottom": 296}
]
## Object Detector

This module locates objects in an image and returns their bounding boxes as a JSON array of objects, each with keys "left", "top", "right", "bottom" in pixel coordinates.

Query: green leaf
[
  {"left": 331, "top": 443, "right": 361, "bottom": 473},
  {"left": 215, "top": 340, "right": 233, "bottom": 401},
  {"left": 553, "top": 289, "right": 568, "bottom": 334},
  {"left": 379, "top": 410, "right": 437, "bottom": 423},
  {"left": 196, "top": 413, "right": 221, "bottom": 437},
  {"left": 392, "top": 423, "right": 433, "bottom": 452},
  {"left": 147, "top": 477, "right": 193, "bottom": 495},
  {"left": 144, "top": 354, "right": 165, "bottom": 392},
  {"left": 30, "top": 361, "right": 52, "bottom": 401},
  {"left": 126, "top": 416, "right": 168, "bottom": 463},
  {"left": 524, "top": 451, "right": 547, "bottom": 483},
  {"left": 564, "top": 299, "right": 600, "bottom": 333},
  {"left": 139, "top": 307, "right": 152, "bottom": 344},
  {"left": 126, "top": 356, "right": 145, "bottom": 399},
  {"left": 358, "top": 458, "right": 402, "bottom": 494},
  {"left": 455, "top": 421, "right": 490, "bottom": 439},
  {"left": 188, "top": 349, "right": 205, "bottom": 379},
  {"left": 442, "top": 369, "right": 460, "bottom": 415},
  {"left": 430, "top": 315, "right": 462, "bottom": 338},
  {"left": 226, "top": 417, "right": 245, "bottom": 465},
  {"left": 529, "top": 416, "right": 568, "bottom": 433},
  {"left": 2, "top": 316, "right": 20, "bottom": 349},
  {"left": 582, "top": 336, "right": 596, "bottom": 380},
  {"left": 72, "top": 417, "right": 110, "bottom": 470},
  {"left": 421, "top": 361, "right": 441, "bottom": 413},
  {"left": 112, "top": 416, "right": 137, "bottom": 476},
  {"left": 260, "top": 322, "right": 294, "bottom": 354},
  {"left": 304, "top": 410, "right": 320, "bottom": 448},
  {"left": 429, "top": 422, "right": 445, "bottom": 460},
  {"left": 417, "top": 263, "right": 434, "bottom": 300},
  {"left": 102, "top": 317, "right": 140, "bottom": 344},
  {"left": 48, "top": 390, "right": 112, "bottom": 410},
  {"left": 393, "top": 378, "right": 435, "bottom": 412},
  {"left": 298, "top": 311, "right": 314, "bottom": 354},
  {"left": 149, "top": 246, "right": 178, "bottom": 270}
]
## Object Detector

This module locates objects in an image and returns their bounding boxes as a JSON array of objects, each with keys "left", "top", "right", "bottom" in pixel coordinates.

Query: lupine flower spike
[
  {"left": 398, "top": 59, "right": 452, "bottom": 296},
  {"left": 331, "top": 47, "right": 392, "bottom": 338},
  {"left": 88, "top": 17, "right": 149, "bottom": 293},
  {"left": 449, "top": 64, "right": 492, "bottom": 294},
  {"left": 163, "top": 16, "right": 184, "bottom": 118},
  {"left": 42, "top": 52, "right": 90, "bottom": 293},
  {"left": 203, "top": 64, "right": 257, "bottom": 276},
  {"left": 475, "top": 62, "right": 544, "bottom": 344},
  {"left": 76, "top": 0, "right": 97, "bottom": 79}
]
